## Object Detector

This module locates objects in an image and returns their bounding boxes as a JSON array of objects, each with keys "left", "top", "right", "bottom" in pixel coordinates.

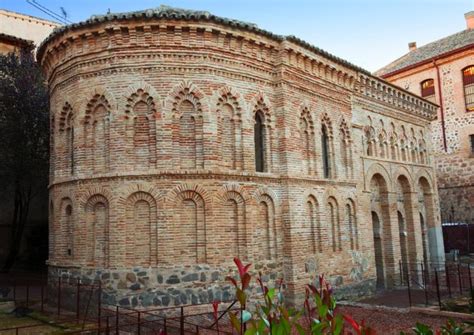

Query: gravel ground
[{"left": 337, "top": 305, "right": 473, "bottom": 334}]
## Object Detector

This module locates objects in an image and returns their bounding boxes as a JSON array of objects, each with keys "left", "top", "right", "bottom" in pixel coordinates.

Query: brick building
[
  {"left": 377, "top": 12, "right": 474, "bottom": 226},
  {"left": 38, "top": 6, "right": 443, "bottom": 307}
]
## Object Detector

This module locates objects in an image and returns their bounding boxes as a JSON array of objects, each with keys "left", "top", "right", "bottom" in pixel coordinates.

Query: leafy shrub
[{"left": 224, "top": 258, "right": 473, "bottom": 335}]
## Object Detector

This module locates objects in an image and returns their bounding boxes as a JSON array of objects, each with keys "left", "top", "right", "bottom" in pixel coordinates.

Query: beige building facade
[
  {"left": 0, "top": 9, "right": 60, "bottom": 49},
  {"left": 38, "top": 7, "right": 443, "bottom": 307}
]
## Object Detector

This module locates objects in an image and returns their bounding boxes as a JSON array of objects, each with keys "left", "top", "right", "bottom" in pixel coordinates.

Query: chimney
[
  {"left": 465, "top": 11, "right": 474, "bottom": 29},
  {"left": 408, "top": 42, "right": 417, "bottom": 51}
]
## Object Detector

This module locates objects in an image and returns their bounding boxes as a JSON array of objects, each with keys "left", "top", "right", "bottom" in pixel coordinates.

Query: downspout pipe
[{"left": 434, "top": 60, "right": 447, "bottom": 152}]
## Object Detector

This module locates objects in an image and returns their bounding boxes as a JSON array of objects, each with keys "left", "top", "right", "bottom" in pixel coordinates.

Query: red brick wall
[{"left": 39, "top": 13, "right": 441, "bottom": 306}]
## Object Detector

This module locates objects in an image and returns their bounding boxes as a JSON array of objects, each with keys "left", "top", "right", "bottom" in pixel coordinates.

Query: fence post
[
  {"left": 469, "top": 262, "right": 473, "bottom": 294},
  {"left": 421, "top": 262, "right": 428, "bottom": 306},
  {"left": 76, "top": 279, "right": 81, "bottom": 322},
  {"left": 457, "top": 263, "right": 463, "bottom": 294},
  {"left": 180, "top": 306, "right": 184, "bottom": 335},
  {"left": 406, "top": 269, "right": 412, "bottom": 307},
  {"left": 435, "top": 269, "right": 441, "bottom": 309},
  {"left": 26, "top": 281, "right": 29, "bottom": 308},
  {"left": 115, "top": 306, "right": 119, "bottom": 335},
  {"left": 445, "top": 264, "right": 451, "bottom": 298},
  {"left": 399, "top": 260, "right": 403, "bottom": 286},
  {"left": 57, "top": 276, "right": 61, "bottom": 316},
  {"left": 98, "top": 281, "right": 102, "bottom": 334},
  {"left": 41, "top": 283, "right": 44, "bottom": 313},
  {"left": 137, "top": 311, "right": 141, "bottom": 335}
]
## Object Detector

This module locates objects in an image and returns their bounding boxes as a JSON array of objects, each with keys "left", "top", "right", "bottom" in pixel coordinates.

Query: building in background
[
  {"left": 0, "top": 33, "right": 33, "bottom": 54},
  {"left": 376, "top": 12, "right": 474, "bottom": 227},
  {"left": 0, "top": 9, "right": 60, "bottom": 54}
]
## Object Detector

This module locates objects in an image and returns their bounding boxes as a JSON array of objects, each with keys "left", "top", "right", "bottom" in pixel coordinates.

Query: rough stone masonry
[{"left": 37, "top": 6, "right": 444, "bottom": 307}]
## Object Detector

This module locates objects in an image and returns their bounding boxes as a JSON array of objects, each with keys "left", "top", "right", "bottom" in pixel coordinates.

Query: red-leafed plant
[{"left": 226, "top": 257, "right": 374, "bottom": 335}]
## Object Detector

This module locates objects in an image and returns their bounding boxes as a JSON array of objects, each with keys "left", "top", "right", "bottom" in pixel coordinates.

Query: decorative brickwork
[
  {"left": 378, "top": 23, "right": 474, "bottom": 226},
  {"left": 38, "top": 6, "right": 443, "bottom": 307}
]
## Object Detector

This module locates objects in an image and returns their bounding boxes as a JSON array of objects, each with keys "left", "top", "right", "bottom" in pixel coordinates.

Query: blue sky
[{"left": 2, "top": 0, "right": 473, "bottom": 71}]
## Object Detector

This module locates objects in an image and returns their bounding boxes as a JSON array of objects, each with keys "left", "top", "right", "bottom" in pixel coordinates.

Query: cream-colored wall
[{"left": 0, "top": 9, "right": 60, "bottom": 47}]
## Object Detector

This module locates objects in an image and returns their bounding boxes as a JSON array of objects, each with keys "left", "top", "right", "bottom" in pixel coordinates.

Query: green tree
[{"left": 0, "top": 49, "right": 49, "bottom": 272}]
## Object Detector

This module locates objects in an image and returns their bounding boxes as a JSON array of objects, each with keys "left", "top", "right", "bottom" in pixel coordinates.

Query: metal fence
[
  {"left": 0, "top": 273, "right": 242, "bottom": 334},
  {"left": 400, "top": 261, "right": 473, "bottom": 309}
]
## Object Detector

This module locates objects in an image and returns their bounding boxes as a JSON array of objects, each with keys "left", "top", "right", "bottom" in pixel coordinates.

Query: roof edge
[{"left": 378, "top": 41, "right": 474, "bottom": 78}]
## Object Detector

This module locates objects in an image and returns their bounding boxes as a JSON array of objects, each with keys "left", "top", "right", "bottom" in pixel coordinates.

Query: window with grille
[
  {"left": 420, "top": 79, "right": 435, "bottom": 102},
  {"left": 463, "top": 66, "right": 474, "bottom": 112}
]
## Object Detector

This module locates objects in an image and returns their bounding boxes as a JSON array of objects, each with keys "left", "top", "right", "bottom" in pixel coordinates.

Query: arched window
[
  {"left": 254, "top": 111, "right": 266, "bottom": 172},
  {"left": 322, "top": 125, "right": 331, "bottom": 178},
  {"left": 420, "top": 79, "right": 435, "bottom": 103},
  {"left": 59, "top": 103, "right": 75, "bottom": 175},
  {"left": 462, "top": 66, "right": 474, "bottom": 111}
]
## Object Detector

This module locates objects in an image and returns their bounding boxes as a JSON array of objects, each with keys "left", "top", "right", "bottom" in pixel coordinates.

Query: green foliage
[
  {"left": 227, "top": 258, "right": 474, "bottom": 335},
  {"left": 400, "top": 319, "right": 472, "bottom": 335},
  {"left": 0, "top": 50, "right": 49, "bottom": 271},
  {"left": 226, "top": 258, "right": 374, "bottom": 335}
]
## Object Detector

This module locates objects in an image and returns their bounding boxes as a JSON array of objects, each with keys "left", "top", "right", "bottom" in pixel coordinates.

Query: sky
[{"left": 1, "top": 0, "right": 473, "bottom": 71}]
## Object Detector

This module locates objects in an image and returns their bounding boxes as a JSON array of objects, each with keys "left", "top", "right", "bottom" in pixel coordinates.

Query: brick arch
[
  {"left": 320, "top": 112, "right": 333, "bottom": 137},
  {"left": 80, "top": 186, "right": 113, "bottom": 209},
  {"left": 344, "top": 197, "right": 359, "bottom": 250},
  {"left": 166, "top": 183, "right": 212, "bottom": 206},
  {"left": 168, "top": 186, "right": 207, "bottom": 264},
  {"left": 118, "top": 184, "right": 163, "bottom": 206},
  {"left": 415, "top": 169, "right": 435, "bottom": 194},
  {"left": 57, "top": 102, "right": 76, "bottom": 176},
  {"left": 299, "top": 106, "right": 316, "bottom": 175},
  {"left": 320, "top": 112, "right": 336, "bottom": 178},
  {"left": 83, "top": 193, "right": 109, "bottom": 268},
  {"left": 56, "top": 197, "right": 74, "bottom": 261},
  {"left": 166, "top": 81, "right": 206, "bottom": 170},
  {"left": 123, "top": 80, "right": 160, "bottom": 119},
  {"left": 75, "top": 86, "right": 116, "bottom": 123},
  {"left": 165, "top": 81, "right": 207, "bottom": 118},
  {"left": 124, "top": 88, "right": 158, "bottom": 120},
  {"left": 327, "top": 196, "right": 341, "bottom": 252},
  {"left": 253, "top": 187, "right": 279, "bottom": 207},
  {"left": 395, "top": 172, "right": 418, "bottom": 266},
  {"left": 253, "top": 95, "right": 274, "bottom": 173},
  {"left": 214, "top": 86, "right": 244, "bottom": 170},
  {"left": 392, "top": 166, "right": 414, "bottom": 192},
  {"left": 124, "top": 191, "right": 158, "bottom": 266},
  {"left": 214, "top": 186, "right": 248, "bottom": 261},
  {"left": 305, "top": 194, "right": 322, "bottom": 253},
  {"left": 339, "top": 117, "right": 353, "bottom": 179},
  {"left": 253, "top": 95, "right": 272, "bottom": 123},
  {"left": 365, "top": 163, "right": 392, "bottom": 192},
  {"left": 84, "top": 94, "right": 112, "bottom": 125},
  {"left": 123, "top": 86, "right": 158, "bottom": 169},
  {"left": 253, "top": 191, "right": 281, "bottom": 261},
  {"left": 58, "top": 102, "right": 75, "bottom": 131},
  {"left": 215, "top": 183, "right": 251, "bottom": 204},
  {"left": 82, "top": 93, "right": 113, "bottom": 173}
]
